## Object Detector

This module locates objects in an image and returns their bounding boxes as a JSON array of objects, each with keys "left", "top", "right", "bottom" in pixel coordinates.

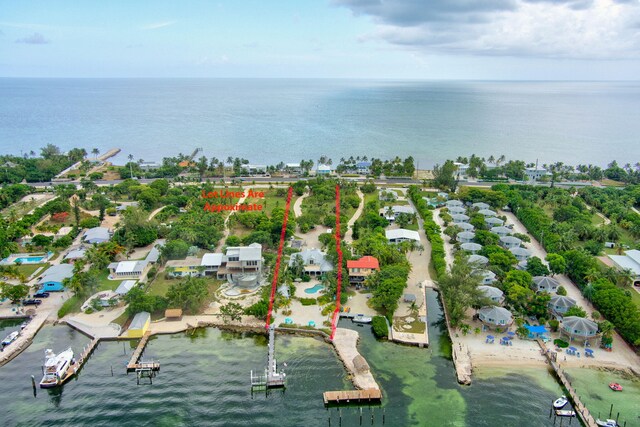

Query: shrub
[
  {"left": 299, "top": 298, "right": 317, "bottom": 306},
  {"left": 372, "top": 316, "right": 388, "bottom": 338},
  {"left": 553, "top": 338, "right": 569, "bottom": 348},
  {"left": 556, "top": 286, "right": 567, "bottom": 296},
  {"left": 548, "top": 319, "right": 559, "bottom": 332},
  {"left": 57, "top": 296, "right": 80, "bottom": 318}
]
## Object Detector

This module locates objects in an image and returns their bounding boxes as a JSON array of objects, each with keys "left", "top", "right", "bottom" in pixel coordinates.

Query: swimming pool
[
  {"left": 13, "top": 256, "right": 46, "bottom": 264},
  {"left": 304, "top": 284, "right": 325, "bottom": 294}
]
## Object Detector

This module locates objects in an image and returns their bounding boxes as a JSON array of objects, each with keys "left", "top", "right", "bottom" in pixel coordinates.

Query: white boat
[
  {"left": 353, "top": 314, "right": 372, "bottom": 324},
  {"left": 596, "top": 419, "right": 618, "bottom": 427},
  {"left": 39, "top": 348, "right": 75, "bottom": 388},
  {"left": 1, "top": 331, "right": 19, "bottom": 346},
  {"left": 553, "top": 395, "right": 568, "bottom": 409}
]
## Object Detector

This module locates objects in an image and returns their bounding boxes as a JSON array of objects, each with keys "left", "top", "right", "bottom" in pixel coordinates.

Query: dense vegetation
[
  {"left": 0, "top": 144, "right": 87, "bottom": 184},
  {"left": 408, "top": 186, "right": 446, "bottom": 278}
]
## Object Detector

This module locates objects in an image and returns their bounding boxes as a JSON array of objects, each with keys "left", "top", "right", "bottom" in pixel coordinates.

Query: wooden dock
[
  {"left": 126, "top": 331, "right": 159, "bottom": 372},
  {"left": 538, "top": 340, "right": 598, "bottom": 427},
  {"left": 58, "top": 338, "right": 100, "bottom": 386},
  {"left": 323, "top": 389, "right": 382, "bottom": 405}
]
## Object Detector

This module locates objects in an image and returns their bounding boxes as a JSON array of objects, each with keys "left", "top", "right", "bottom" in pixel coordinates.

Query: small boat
[
  {"left": 39, "top": 348, "right": 75, "bottom": 388},
  {"left": 1, "top": 331, "right": 19, "bottom": 346},
  {"left": 553, "top": 395, "right": 568, "bottom": 409},
  {"left": 352, "top": 314, "right": 372, "bottom": 324},
  {"left": 596, "top": 419, "right": 619, "bottom": 427},
  {"left": 608, "top": 382, "right": 623, "bottom": 391},
  {"left": 555, "top": 410, "right": 575, "bottom": 417}
]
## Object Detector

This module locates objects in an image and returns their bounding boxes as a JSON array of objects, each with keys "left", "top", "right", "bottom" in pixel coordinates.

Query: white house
[
  {"left": 247, "top": 164, "right": 267, "bottom": 175},
  {"left": 525, "top": 167, "right": 551, "bottom": 182},
  {"left": 317, "top": 164, "right": 332, "bottom": 175},
  {"left": 385, "top": 229, "right": 420, "bottom": 244},
  {"left": 608, "top": 249, "right": 640, "bottom": 287},
  {"left": 83, "top": 227, "right": 111, "bottom": 244},
  {"left": 108, "top": 260, "right": 150, "bottom": 280},
  {"left": 379, "top": 205, "right": 415, "bottom": 221}
]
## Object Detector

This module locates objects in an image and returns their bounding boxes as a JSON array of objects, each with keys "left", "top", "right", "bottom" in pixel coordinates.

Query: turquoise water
[
  {"left": 304, "top": 284, "right": 324, "bottom": 294},
  {"left": 1, "top": 79, "right": 639, "bottom": 168},
  {"left": 13, "top": 256, "right": 46, "bottom": 264}
]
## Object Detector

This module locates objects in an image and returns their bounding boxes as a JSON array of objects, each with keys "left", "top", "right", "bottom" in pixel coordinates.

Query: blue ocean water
[{"left": 1, "top": 79, "right": 639, "bottom": 168}]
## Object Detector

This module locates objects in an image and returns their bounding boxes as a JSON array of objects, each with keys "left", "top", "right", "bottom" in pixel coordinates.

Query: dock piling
[{"left": 31, "top": 375, "right": 36, "bottom": 397}]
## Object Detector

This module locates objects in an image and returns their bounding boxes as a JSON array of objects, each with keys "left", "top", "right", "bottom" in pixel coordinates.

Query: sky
[{"left": 1, "top": 0, "right": 640, "bottom": 79}]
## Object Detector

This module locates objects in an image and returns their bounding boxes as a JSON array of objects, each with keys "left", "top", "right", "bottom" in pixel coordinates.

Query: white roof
[
  {"left": 457, "top": 231, "right": 475, "bottom": 240},
  {"left": 451, "top": 213, "right": 470, "bottom": 221},
  {"left": 477, "top": 209, "right": 497, "bottom": 217},
  {"left": 285, "top": 163, "right": 300, "bottom": 168},
  {"left": 468, "top": 254, "right": 489, "bottom": 265},
  {"left": 479, "top": 285, "right": 503, "bottom": 299},
  {"left": 461, "top": 242, "right": 482, "bottom": 251},
  {"left": 64, "top": 248, "right": 86, "bottom": 260},
  {"left": 500, "top": 235, "right": 522, "bottom": 245},
  {"left": 83, "top": 227, "right": 110, "bottom": 242},
  {"left": 318, "top": 164, "right": 332, "bottom": 171},
  {"left": 608, "top": 249, "right": 640, "bottom": 276},
  {"left": 385, "top": 229, "right": 420, "bottom": 241},
  {"left": 510, "top": 247, "right": 531, "bottom": 257},
  {"left": 446, "top": 200, "right": 463, "bottom": 207},
  {"left": 129, "top": 311, "right": 150, "bottom": 330},
  {"left": 472, "top": 202, "right": 490, "bottom": 209},
  {"left": 549, "top": 295, "right": 576, "bottom": 309},
  {"left": 457, "top": 222, "right": 475, "bottom": 231},
  {"left": 479, "top": 306, "right": 512, "bottom": 323},
  {"left": 115, "top": 280, "right": 137, "bottom": 295},
  {"left": 447, "top": 206, "right": 466, "bottom": 214},
  {"left": 479, "top": 269, "right": 496, "bottom": 280},
  {"left": 485, "top": 217, "right": 504, "bottom": 225},
  {"left": 201, "top": 253, "right": 224, "bottom": 266},
  {"left": 115, "top": 260, "right": 147, "bottom": 274},
  {"left": 491, "top": 226, "right": 512, "bottom": 235},
  {"left": 38, "top": 264, "right": 74, "bottom": 284}
]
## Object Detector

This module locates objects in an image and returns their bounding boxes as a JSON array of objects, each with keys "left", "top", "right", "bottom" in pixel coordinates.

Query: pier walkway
[
  {"left": 126, "top": 331, "right": 158, "bottom": 372},
  {"left": 538, "top": 340, "right": 597, "bottom": 427}
]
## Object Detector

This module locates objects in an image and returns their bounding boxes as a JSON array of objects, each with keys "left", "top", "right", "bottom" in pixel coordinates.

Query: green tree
[
  {"left": 0, "top": 283, "right": 29, "bottom": 302},
  {"left": 166, "top": 276, "right": 209, "bottom": 314},
  {"left": 526, "top": 257, "right": 550, "bottom": 277},
  {"left": 545, "top": 253, "right": 566, "bottom": 276},
  {"left": 220, "top": 302, "right": 244, "bottom": 323},
  {"left": 564, "top": 306, "right": 587, "bottom": 318},
  {"left": 436, "top": 256, "right": 484, "bottom": 327},
  {"left": 432, "top": 160, "right": 458, "bottom": 192}
]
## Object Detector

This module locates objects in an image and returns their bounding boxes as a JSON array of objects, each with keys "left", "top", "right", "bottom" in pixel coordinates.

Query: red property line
[
  {"left": 265, "top": 186, "right": 293, "bottom": 329},
  {"left": 330, "top": 184, "right": 343, "bottom": 340}
]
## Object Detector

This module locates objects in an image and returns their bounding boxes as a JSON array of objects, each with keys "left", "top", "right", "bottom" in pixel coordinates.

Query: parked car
[
  {"left": 22, "top": 299, "right": 42, "bottom": 306},
  {"left": 33, "top": 292, "right": 50, "bottom": 298}
]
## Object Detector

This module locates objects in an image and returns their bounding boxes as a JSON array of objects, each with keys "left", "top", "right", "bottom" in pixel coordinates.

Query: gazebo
[
  {"left": 478, "top": 306, "right": 513, "bottom": 330},
  {"left": 457, "top": 222, "right": 475, "bottom": 231},
  {"left": 532, "top": 276, "right": 560, "bottom": 293},
  {"left": 477, "top": 209, "right": 497, "bottom": 217},
  {"left": 548, "top": 295, "right": 576, "bottom": 318},
  {"left": 448, "top": 206, "right": 466, "bottom": 215},
  {"left": 468, "top": 254, "right": 489, "bottom": 266},
  {"left": 490, "top": 226, "right": 512, "bottom": 237},
  {"left": 472, "top": 202, "right": 490, "bottom": 210},
  {"left": 560, "top": 316, "right": 600, "bottom": 346},
  {"left": 510, "top": 246, "right": 532, "bottom": 261},
  {"left": 451, "top": 213, "right": 470, "bottom": 224},
  {"left": 446, "top": 200, "right": 463, "bottom": 208},
  {"left": 460, "top": 242, "right": 482, "bottom": 254},
  {"left": 485, "top": 217, "right": 505, "bottom": 226},
  {"left": 478, "top": 285, "right": 504, "bottom": 303},
  {"left": 500, "top": 235, "right": 522, "bottom": 249},
  {"left": 457, "top": 231, "right": 476, "bottom": 243},
  {"left": 478, "top": 269, "right": 497, "bottom": 285}
]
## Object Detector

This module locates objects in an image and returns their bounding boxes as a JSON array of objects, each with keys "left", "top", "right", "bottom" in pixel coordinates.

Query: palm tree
[
  {"left": 127, "top": 154, "right": 134, "bottom": 179},
  {"left": 92, "top": 148, "right": 99, "bottom": 161},
  {"left": 488, "top": 155, "right": 495, "bottom": 165}
]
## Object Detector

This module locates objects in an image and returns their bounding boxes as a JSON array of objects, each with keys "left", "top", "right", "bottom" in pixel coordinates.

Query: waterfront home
[
  {"left": 63, "top": 248, "right": 86, "bottom": 263},
  {"left": 385, "top": 229, "right": 420, "bottom": 244},
  {"left": 246, "top": 164, "right": 267, "bottom": 175},
  {"left": 200, "top": 253, "right": 225, "bottom": 278},
  {"left": 445, "top": 200, "right": 463, "bottom": 208},
  {"left": 510, "top": 246, "right": 531, "bottom": 261},
  {"left": 126, "top": 311, "right": 150, "bottom": 338},
  {"left": 347, "top": 256, "right": 380, "bottom": 285},
  {"left": 224, "top": 243, "right": 263, "bottom": 287},
  {"left": 289, "top": 248, "right": 333, "bottom": 277},
  {"left": 548, "top": 295, "right": 577, "bottom": 319},
  {"left": 500, "top": 235, "right": 522, "bottom": 249},
  {"left": 36, "top": 264, "right": 74, "bottom": 292},
  {"left": 478, "top": 306, "right": 513, "bottom": 329},
  {"left": 460, "top": 242, "right": 482, "bottom": 254},
  {"left": 115, "top": 280, "right": 137, "bottom": 296},
  {"left": 451, "top": 213, "right": 470, "bottom": 224},
  {"left": 490, "top": 226, "right": 512, "bottom": 237},
  {"left": 468, "top": 254, "right": 489, "bottom": 266},
  {"left": 477, "top": 209, "right": 497, "bottom": 217},
  {"left": 285, "top": 163, "right": 302, "bottom": 174},
  {"left": 317, "top": 164, "right": 332, "bottom": 175},
  {"left": 108, "top": 260, "right": 150, "bottom": 280},
  {"left": 457, "top": 231, "right": 476, "bottom": 244},
  {"left": 560, "top": 316, "right": 599, "bottom": 345},
  {"left": 607, "top": 249, "right": 640, "bottom": 287},
  {"left": 447, "top": 206, "right": 466, "bottom": 215},
  {"left": 355, "top": 161, "right": 371, "bottom": 175},
  {"left": 532, "top": 276, "right": 559, "bottom": 293},
  {"left": 524, "top": 167, "right": 551, "bottom": 182},
  {"left": 83, "top": 227, "right": 111, "bottom": 244},
  {"left": 166, "top": 257, "right": 203, "bottom": 278},
  {"left": 472, "top": 202, "right": 490, "bottom": 210},
  {"left": 453, "top": 162, "right": 469, "bottom": 179},
  {"left": 478, "top": 285, "right": 504, "bottom": 303},
  {"left": 379, "top": 205, "right": 415, "bottom": 222},
  {"left": 478, "top": 269, "right": 497, "bottom": 285}
]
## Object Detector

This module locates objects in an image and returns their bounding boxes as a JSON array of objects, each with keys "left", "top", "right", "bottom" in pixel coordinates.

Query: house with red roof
[{"left": 347, "top": 256, "right": 380, "bottom": 286}]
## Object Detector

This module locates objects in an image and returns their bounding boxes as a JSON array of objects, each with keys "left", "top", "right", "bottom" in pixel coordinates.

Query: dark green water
[{"left": 0, "top": 291, "right": 568, "bottom": 426}]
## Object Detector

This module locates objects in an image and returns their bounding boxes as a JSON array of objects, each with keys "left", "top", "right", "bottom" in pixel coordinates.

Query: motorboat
[
  {"left": 596, "top": 419, "right": 619, "bottom": 427},
  {"left": 1, "top": 331, "right": 19, "bottom": 346},
  {"left": 352, "top": 314, "right": 372, "bottom": 324},
  {"left": 608, "top": 382, "right": 623, "bottom": 391},
  {"left": 553, "top": 395, "right": 568, "bottom": 409},
  {"left": 39, "top": 348, "right": 75, "bottom": 388}
]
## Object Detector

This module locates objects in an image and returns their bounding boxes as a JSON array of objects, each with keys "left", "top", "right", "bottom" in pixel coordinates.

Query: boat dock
[
  {"left": 59, "top": 338, "right": 100, "bottom": 385},
  {"left": 97, "top": 148, "right": 121, "bottom": 162},
  {"left": 538, "top": 340, "right": 598, "bottom": 427},
  {"left": 126, "top": 331, "right": 159, "bottom": 372},
  {"left": 250, "top": 325, "right": 286, "bottom": 389},
  {"left": 323, "top": 389, "right": 382, "bottom": 405}
]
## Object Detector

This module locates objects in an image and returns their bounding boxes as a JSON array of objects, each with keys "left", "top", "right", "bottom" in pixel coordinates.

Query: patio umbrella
[
  {"left": 486, "top": 335, "right": 494, "bottom": 340},
  {"left": 568, "top": 346, "right": 577, "bottom": 351},
  {"left": 584, "top": 348, "right": 593, "bottom": 353},
  {"left": 507, "top": 331, "right": 516, "bottom": 336}
]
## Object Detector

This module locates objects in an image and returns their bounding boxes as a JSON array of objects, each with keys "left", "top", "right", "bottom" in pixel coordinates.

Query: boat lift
[{"left": 250, "top": 325, "right": 286, "bottom": 392}]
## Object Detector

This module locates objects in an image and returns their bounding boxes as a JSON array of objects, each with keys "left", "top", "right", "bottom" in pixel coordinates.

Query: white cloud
[
  {"left": 337, "top": 0, "right": 640, "bottom": 59},
  {"left": 141, "top": 21, "right": 175, "bottom": 30}
]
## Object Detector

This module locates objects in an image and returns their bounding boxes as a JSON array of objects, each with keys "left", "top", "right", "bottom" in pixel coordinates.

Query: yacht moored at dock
[{"left": 39, "top": 348, "right": 75, "bottom": 388}]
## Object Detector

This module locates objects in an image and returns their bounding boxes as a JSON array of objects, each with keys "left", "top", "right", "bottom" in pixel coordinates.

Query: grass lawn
[
  {"left": 57, "top": 295, "right": 82, "bottom": 318},
  {"left": 363, "top": 191, "right": 378, "bottom": 205},
  {"left": 628, "top": 288, "right": 640, "bottom": 310},
  {"left": 401, "top": 222, "right": 420, "bottom": 231},
  {"left": 589, "top": 212, "right": 605, "bottom": 226},
  {"left": 146, "top": 275, "right": 178, "bottom": 297},
  {"left": 600, "top": 179, "right": 625, "bottom": 187},
  {"left": 15, "top": 263, "right": 50, "bottom": 279},
  {"left": 256, "top": 188, "right": 290, "bottom": 216},
  {"left": 95, "top": 269, "right": 128, "bottom": 292}
]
